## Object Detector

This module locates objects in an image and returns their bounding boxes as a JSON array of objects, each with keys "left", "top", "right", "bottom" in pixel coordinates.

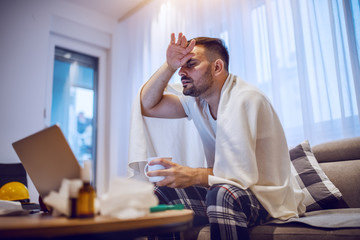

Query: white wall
[{"left": 0, "top": 0, "right": 123, "bottom": 202}]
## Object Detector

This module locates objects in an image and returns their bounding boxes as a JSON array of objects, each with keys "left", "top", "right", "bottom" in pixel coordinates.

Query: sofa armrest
[{"left": 312, "top": 137, "right": 360, "bottom": 163}]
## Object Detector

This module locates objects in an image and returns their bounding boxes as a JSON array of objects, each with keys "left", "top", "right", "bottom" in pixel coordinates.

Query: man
[{"left": 141, "top": 33, "right": 305, "bottom": 239}]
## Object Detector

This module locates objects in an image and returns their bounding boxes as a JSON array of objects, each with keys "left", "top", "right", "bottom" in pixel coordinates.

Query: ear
[{"left": 213, "top": 59, "right": 224, "bottom": 76}]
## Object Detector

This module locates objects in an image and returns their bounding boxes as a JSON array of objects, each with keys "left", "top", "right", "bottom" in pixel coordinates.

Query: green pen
[{"left": 150, "top": 204, "right": 184, "bottom": 213}]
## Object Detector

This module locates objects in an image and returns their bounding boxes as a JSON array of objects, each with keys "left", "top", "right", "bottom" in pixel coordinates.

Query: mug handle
[{"left": 144, "top": 163, "right": 149, "bottom": 177}]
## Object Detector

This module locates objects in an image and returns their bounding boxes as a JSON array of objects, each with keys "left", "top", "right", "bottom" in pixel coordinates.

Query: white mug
[{"left": 144, "top": 157, "right": 172, "bottom": 182}]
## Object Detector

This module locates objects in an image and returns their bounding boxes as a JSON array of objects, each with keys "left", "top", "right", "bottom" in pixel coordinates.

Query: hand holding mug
[{"left": 144, "top": 157, "right": 172, "bottom": 182}]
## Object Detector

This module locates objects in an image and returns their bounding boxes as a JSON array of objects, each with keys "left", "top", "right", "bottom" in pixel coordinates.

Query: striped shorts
[{"left": 153, "top": 184, "right": 269, "bottom": 240}]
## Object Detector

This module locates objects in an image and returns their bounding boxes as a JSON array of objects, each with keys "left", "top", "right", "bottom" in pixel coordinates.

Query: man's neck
[{"left": 202, "top": 73, "right": 229, "bottom": 120}]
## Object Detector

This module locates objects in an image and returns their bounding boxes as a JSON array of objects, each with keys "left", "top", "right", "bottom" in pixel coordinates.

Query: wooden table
[{"left": 0, "top": 209, "right": 194, "bottom": 240}]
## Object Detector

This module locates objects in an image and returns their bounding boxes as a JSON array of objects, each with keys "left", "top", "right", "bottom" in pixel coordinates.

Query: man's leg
[
  {"left": 154, "top": 185, "right": 209, "bottom": 226},
  {"left": 206, "top": 184, "right": 269, "bottom": 240},
  {"left": 149, "top": 186, "right": 209, "bottom": 240}
]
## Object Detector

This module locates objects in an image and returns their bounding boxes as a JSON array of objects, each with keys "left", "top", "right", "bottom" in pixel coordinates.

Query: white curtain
[{"left": 116, "top": 0, "right": 360, "bottom": 161}]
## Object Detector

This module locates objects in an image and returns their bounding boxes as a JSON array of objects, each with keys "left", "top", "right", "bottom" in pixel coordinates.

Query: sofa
[{"left": 186, "top": 137, "right": 360, "bottom": 240}]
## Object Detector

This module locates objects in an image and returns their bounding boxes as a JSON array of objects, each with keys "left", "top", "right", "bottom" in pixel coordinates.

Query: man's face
[{"left": 178, "top": 46, "right": 214, "bottom": 97}]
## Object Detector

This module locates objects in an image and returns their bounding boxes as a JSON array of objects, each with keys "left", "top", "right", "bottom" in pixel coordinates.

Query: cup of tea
[{"left": 144, "top": 157, "right": 172, "bottom": 182}]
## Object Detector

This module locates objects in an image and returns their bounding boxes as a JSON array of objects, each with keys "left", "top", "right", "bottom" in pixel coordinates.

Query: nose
[{"left": 178, "top": 66, "right": 186, "bottom": 77}]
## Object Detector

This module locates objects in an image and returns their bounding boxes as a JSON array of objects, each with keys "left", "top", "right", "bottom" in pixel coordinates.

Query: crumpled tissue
[
  {"left": 99, "top": 178, "right": 158, "bottom": 219},
  {"left": 43, "top": 179, "right": 83, "bottom": 217}
]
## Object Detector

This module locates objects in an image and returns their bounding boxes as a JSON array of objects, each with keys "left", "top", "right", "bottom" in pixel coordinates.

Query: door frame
[{"left": 45, "top": 33, "right": 109, "bottom": 195}]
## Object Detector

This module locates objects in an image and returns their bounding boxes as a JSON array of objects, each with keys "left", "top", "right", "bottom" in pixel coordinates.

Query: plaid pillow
[{"left": 289, "top": 140, "right": 342, "bottom": 212}]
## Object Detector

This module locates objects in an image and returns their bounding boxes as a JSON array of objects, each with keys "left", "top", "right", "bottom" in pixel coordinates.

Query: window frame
[{"left": 45, "top": 33, "right": 108, "bottom": 195}]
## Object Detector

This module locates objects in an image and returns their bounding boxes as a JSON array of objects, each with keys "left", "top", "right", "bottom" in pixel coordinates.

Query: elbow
[
  {"left": 140, "top": 97, "right": 159, "bottom": 117},
  {"left": 140, "top": 99, "right": 152, "bottom": 117},
  {"left": 141, "top": 104, "right": 152, "bottom": 117}
]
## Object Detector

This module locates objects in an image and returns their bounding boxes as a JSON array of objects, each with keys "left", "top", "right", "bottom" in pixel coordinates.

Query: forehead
[{"left": 190, "top": 45, "right": 208, "bottom": 60}]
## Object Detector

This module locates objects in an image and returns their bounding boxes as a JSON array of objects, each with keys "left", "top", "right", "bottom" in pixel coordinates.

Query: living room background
[
  {"left": 1, "top": 0, "right": 359, "bottom": 203},
  {"left": 117, "top": 0, "right": 360, "bottom": 149}
]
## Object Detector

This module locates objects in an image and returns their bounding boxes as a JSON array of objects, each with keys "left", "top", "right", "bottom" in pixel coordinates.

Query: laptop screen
[{"left": 12, "top": 125, "right": 81, "bottom": 198}]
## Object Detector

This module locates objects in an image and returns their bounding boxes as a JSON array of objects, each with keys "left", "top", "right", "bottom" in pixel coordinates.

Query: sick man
[{"left": 140, "top": 32, "right": 305, "bottom": 239}]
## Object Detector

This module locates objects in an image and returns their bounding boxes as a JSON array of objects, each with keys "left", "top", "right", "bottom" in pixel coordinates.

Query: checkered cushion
[{"left": 289, "top": 140, "right": 342, "bottom": 212}]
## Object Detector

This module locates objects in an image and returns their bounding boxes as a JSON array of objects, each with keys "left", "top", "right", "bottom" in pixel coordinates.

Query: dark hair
[{"left": 189, "top": 37, "right": 229, "bottom": 72}]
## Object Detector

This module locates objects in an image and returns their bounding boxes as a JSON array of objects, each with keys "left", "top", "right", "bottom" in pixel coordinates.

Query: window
[
  {"left": 122, "top": 0, "right": 359, "bottom": 148},
  {"left": 50, "top": 47, "right": 98, "bottom": 182},
  {"left": 247, "top": 0, "right": 360, "bottom": 146}
]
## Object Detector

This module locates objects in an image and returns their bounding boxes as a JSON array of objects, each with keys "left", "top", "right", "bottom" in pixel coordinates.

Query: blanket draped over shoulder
[
  {"left": 128, "top": 74, "right": 305, "bottom": 220},
  {"left": 208, "top": 74, "right": 305, "bottom": 220}
]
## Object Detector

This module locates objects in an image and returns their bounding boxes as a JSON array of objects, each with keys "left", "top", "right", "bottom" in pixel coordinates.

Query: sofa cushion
[
  {"left": 319, "top": 160, "right": 360, "bottom": 208},
  {"left": 289, "top": 141, "right": 342, "bottom": 212},
  {"left": 312, "top": 137, "right": 360, "bottom": 163}
]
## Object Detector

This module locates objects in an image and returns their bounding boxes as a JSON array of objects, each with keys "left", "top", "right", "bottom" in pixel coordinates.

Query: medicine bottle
[
  {"left": 77, "top": 160, "right": 96, "bottom": 218},
  {"left": 68, "top": 180, "right": 82, "bottom": 218}
]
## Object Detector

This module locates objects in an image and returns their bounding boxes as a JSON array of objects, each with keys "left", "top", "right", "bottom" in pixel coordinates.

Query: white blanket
[
  {"left": 206, "top": 74, "right": 305, "bottom": 220},
  {"left": 127, "top": 84, "right": 206, "bottom": 181},
  {"left": 128, "top": 75, "right": 305, "bottom": 220},
  {"left": 269, "top": 208, "right": 360, "bottom": 228}
]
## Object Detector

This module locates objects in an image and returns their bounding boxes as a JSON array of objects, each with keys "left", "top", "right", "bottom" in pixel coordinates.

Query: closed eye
[{"left": 186, "top": 61, "right": 197, "bottom": 68}]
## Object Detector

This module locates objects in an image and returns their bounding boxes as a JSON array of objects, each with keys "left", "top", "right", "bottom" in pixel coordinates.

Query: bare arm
[
  {"left": 141, "top": 33, "right": 211, "bottom": 188},
  {"left": 141, "top": 33, "right": 196, "bottom": 118}
]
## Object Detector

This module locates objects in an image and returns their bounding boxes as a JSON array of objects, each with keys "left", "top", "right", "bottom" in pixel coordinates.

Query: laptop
[{"left": 12, "top": 125, "right": 81, "bottom": 199}]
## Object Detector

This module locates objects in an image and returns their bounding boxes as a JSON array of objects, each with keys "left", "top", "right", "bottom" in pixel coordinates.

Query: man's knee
[
  {"left": 206, "top": 184, "right": 250, "bottom": 230},
  {"left": 206, "top": 184, "right": 244, "bottom": 204},
  {"left": 206, "top": 184, "right": 256, "bottom": 213}
]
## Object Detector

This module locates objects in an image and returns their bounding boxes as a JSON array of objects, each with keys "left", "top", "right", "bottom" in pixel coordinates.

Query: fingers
[
  {"left": 170, "top": 33, "right": 176, "bottom": 44},
  {"left": 177, "top": 39, "right": 196, "bottom": 66},
  {"left": 167, "top": 32, "right": 194, "bottom": 70},
  {"left": 186, "top": 39, "right": 196, "bottom": 52},
  {"left": 149, "top": 158, "right": 175, "bottom": 168},
  {"left": 176, "top": 32, "right": 183, "bottom": 45},
  {"left": 152, "top": 171, "right": 176, "bottom": 188},
  {"left": 147, "top": 165, "right": 191, "bottom": 188},
  {"left": 146, "top": 168, "right": 170, "bottom": 177},
  {"left": 171, "top": 32, "right": 193, "bottom": 48},
  {"left": 146, "top": 161, "right": 175, "bottom": 178},
  {"left": 179, "top": 52, "right": 195, "bottom": 66},
  {"left": 180, "top": 35, "right": 187, "bottom": 48}
]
